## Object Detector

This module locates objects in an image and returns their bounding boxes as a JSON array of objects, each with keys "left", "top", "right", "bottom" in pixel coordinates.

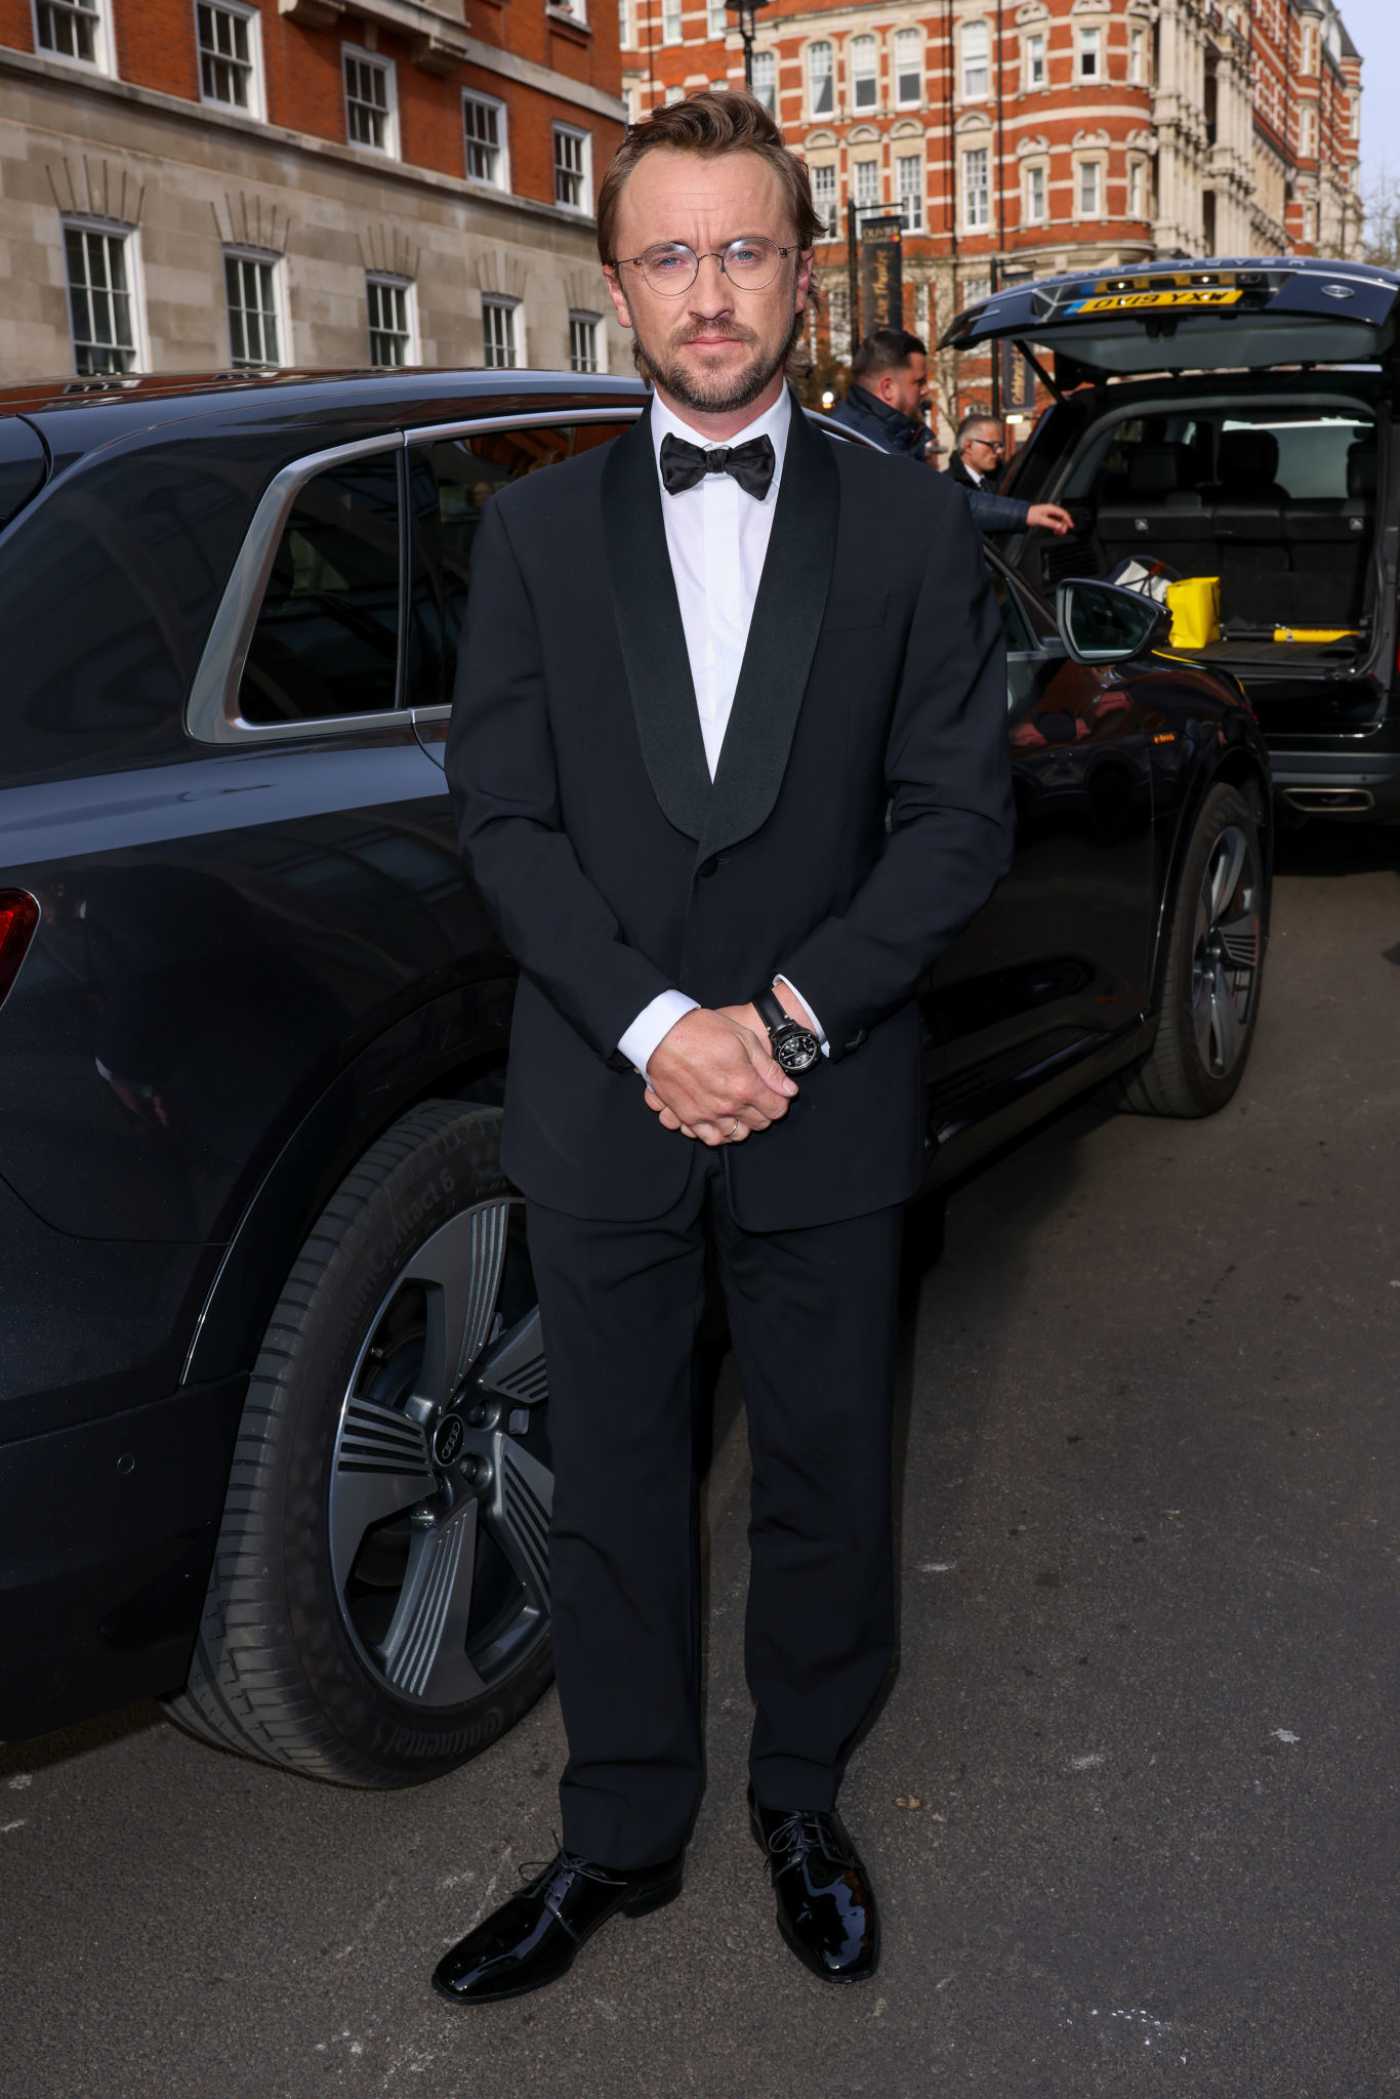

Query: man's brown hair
[{"left": 596, "top": 90, "right": 821, "bottom": 268}]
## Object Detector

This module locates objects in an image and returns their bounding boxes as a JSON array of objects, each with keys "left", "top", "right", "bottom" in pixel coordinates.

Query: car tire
[
  {"left": 164, "top": 1100, "right": 554, "bottom": 1787},
  {"left": 1123, "top": 781, "right": 1266, "bottom": 1119}
]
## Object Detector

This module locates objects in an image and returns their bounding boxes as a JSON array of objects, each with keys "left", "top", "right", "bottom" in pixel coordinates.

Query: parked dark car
[
  {"left": 0, "top": 369, "right": 1270, "bottom": 1785},
  {"left": 942, "top": 254, "right": 1400, "bottom": 820}
]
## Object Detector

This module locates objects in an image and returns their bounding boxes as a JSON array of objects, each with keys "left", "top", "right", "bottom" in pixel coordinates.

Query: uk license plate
[{"left": 1065, "top": 289, "right": 1245, "bottom": 316}]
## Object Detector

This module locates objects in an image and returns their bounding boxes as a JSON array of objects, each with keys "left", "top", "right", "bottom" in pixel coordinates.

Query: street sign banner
[{"left": 858, "top": 212, "right": 904, "bottom": 333}]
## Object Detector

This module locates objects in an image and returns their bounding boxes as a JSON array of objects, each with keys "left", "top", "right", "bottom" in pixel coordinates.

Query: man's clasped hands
[{"left": 641, "top": 985, "right": 814, "bottom": 1147}]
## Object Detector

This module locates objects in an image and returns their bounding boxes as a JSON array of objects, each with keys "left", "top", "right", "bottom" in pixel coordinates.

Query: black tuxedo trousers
[
  {"left": 446, "top": 395, "right": 1012, "bottom": 1862},
  {"left": 529, "top": 1144, "right": 903, "bottom": 1868}
]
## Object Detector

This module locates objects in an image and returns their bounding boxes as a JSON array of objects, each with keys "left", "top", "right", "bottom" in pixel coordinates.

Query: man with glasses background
[
  {"left": 440, "top": 90, "right": 1014, "bottom": 2007},
  {"left": 950, "top": 413, "right": 1012, "bottom": 494}
]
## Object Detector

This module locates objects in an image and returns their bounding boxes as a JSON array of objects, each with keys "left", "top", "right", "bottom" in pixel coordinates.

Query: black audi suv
[
  {"left": 0, "top": 368, "right": 1270, "bottom": 1785},
  {"left": 943, "top": 254, "right": 1400, "bottom": 821}
]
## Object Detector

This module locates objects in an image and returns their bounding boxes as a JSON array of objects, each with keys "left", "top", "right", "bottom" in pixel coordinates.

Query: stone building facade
[
  {"left": 0, "top": 0, "right": 628, "bottom": 381},
  {"left": 620, "top": 0, "right": 1364, "bottom": 440}
]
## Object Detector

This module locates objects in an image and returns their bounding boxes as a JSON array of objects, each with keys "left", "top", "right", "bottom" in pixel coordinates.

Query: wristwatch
[{"left": 755, "top": 985, "right": 821, "bottom": 1074}]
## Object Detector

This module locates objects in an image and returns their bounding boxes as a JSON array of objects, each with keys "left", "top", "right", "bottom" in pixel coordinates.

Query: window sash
[
  {"left": 65, "top": 224, "right": 137, "bottom": 373},
  {"left": 1025, "top": 32, "right": 1046, "bottom": 87},
  {"left": 345, "top": 53, "right": 393, "bottom": 149},
  {"left": 707, "top": 0, "right": 726, "bottom": 33},
  {"left": 368, "top": 277, "right": 413, "bottom": 368},
  {"left": 661, "top": 0, "right": 681, "bottom": 42},
  {"left": 807, "top": 42, "right": 833, "bottom": 114},
  {"left": 962, "top": 147, "right": 990, "bottom": 228},
  {"left": 225, "top": 252, "right": 281, "bottom": 367},
  {"left": 554, "top": 127, "right": 588, "bottom": 209},
  {"left": 894, "top": 29, "right": 921, "bottom": 104},
  {"left": 1078, "top": 160, "right": 1102, "bottom": 216},
  {"left": 810, "top": 162, "right": 837, "bottom": 238},
  {"left": 569, "top": 312, "right": 600, "bottom": 374},
  {"left": 197, "top": 3, "right": 255, "bottom": 109},
  {"left": 463, "top": 95, "right": 504, "bottom": 185},
  {"left": 850, "top": 35, "right": 877, "bottom": 109},
  {"left": 1129, "top": 161, "right": 1148, "bottom": 218},
  {"left": 1024, "top": 163, "right": 1046, "bottom": 222},
  {"left": 483, "top": 298, "right": 518, "bottom": 369},
  {"left": 37, "top": 0, "right": 102, "bottom": 62},
  {"left": 1078, "top": 28, "right": 1101, "bottom": 79},
  {"left": 853, "top": 158, "right": 878, "bottom": 209},
  {"left": 961, "top": 22, "right": 989, "bottom": 98},
  {"left": 752, "top": 49, "right": 776, "bottom": 114},
  {"left": 896, "top": 153, "right": 923, "bottom": 233}
]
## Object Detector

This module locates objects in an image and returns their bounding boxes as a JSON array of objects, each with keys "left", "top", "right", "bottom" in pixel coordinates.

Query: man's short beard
[{"left": 634, "top": 308, "right": 802, "bottom": 416}]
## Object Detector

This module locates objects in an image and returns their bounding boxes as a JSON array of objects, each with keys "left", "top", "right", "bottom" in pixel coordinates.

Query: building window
[
  {"left": 1077, "top": 27, "right": 1101, "bottom": 81},
  {"left": 707, "top": 0, "right": 726, "bottom": 33},
  {"left": 850, "top": 35, "right": 877, "bottom": 112},
  {"left": 853, "top": 157, "right": 879, "bottom": 210},
  {"left": 661, "top": 0, "right": 681, "bottom": 43},
  {"left": 1077, "top": 158, "right": 1103, "bottom": 217},
  {"left": 35, "top": 0, "right": 109, "bottom": 67},
  {"left": 896, "top": 151, "right": 924, "bottom": 234},
  {"left": 961, "top": 145, "right": 990, "bottom": 230},
  {"left": 623, "top": 80, "right": 642, "bottom": 125},
  {"left": 64, "top": 220, "right": 141, "bottom": 374},
  {"left": 1128, "top": 156, "right": 1149, "bottom": 219},
  {"left": 1129, "top": 24, "right": 1149, "bottom": 86},
  {"left": 807, "top": 40, "right": 833, "bottom": 117},
  {"left": 224, "top": 248, "right": 286, "bottom": 367},
  {"left": 751, "top": 48, "right": 776, "bottom": 114},
  {"left": 196, "top": 2, "right": 263, "bottom": 115},
  {"left": 367, "top": 274, "right": 416, "bottom": 368},
  {"left": 894, "top": 27, "right": 922, "bottom": 107},
  {"left": 1023, "top": 160, "right": 1047, "bottom": 224},
  {"left": 553, "top": 124, "right": 592, "bottom": 211},
  {"left": 344, "top": 48, "right": 397, "bottom": 155},
  {"left": 618, "top": 0, "right": 631, "bottom": 45},
  {"left": 463, "top": 91, "right": 508, "bottom": 188},
  {"left": 1299, "top": 104, "right": 1317, "bottom": 158},
  {"left": 1024, "top": 30, "right": 1046, "bottom": 90},
  {"left": 810, "top": 160, "right": 837, "bottom": 238},
  {"left": 569, "top": 310, "right": 604, "bottom": 373},
  {"left": 961, "top": 272, "right": 991, "bottom": 309},
  {"left": 961, "top": 19, "right": 990, "bottom": 100},
  {"left": 483, "top": 295, "right": 520, "bottom": 369}
]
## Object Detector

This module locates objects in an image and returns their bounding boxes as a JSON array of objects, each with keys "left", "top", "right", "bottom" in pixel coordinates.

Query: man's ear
[
  {"left": 603, "top": 265, "right": 632, "bottom": 332},
  {"left": 793, "top": 247, "right": 814, "bottom": 315}
]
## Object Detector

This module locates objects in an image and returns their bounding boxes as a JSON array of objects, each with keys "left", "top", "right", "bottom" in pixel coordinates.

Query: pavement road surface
[{"left": 3, "top": 822, "right": 1398, "bottom": 2099}]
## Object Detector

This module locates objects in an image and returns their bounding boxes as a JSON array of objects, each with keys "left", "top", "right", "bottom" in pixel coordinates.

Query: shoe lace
[
  {"left": 764, "top": 1812, "right": 857, "bottom": 1878},
  {"left": 517, "top": 1839, "right": 628, "bottom": 1893}
]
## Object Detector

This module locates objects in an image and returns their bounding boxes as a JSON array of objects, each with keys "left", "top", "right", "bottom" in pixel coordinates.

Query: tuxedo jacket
[{"left": 445, "top": 393, "right": 1014, "bottom": 1231}]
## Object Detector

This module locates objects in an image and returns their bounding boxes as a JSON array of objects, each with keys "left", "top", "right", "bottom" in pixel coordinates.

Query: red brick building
[
  {"left": 619, "top": 0, "right": 1364, "bottom": 443},
  {"left": 0, "top": 0, "right": 627, "bottom": 377}
]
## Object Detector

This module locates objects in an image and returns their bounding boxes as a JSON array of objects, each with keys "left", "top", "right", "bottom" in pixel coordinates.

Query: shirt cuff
[
  {"left": 618, "top": 990, "right": 700, "bottom": 1080},
  {"left": 774, "top": 974, "right": 830, "bottom": 1058}
]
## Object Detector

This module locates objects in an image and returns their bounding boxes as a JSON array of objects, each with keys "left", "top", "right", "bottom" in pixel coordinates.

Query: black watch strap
[{"left": 755, "top": 985, "right": 791, "bottom": 1038}]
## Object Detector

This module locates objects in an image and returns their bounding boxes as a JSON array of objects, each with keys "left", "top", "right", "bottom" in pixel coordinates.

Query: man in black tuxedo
[{"left": 436, "top": 90, "right": 1013, "bottom": 2005}]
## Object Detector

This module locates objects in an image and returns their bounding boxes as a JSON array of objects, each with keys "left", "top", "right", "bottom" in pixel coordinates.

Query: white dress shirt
[{"left": 616, "top": 389, "right": 823, "bottom": 1078}]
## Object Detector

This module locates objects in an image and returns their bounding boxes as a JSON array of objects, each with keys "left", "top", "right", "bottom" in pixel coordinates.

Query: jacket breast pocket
[{"left": 822, "top": 590, "right": 888, "bottom": 634}]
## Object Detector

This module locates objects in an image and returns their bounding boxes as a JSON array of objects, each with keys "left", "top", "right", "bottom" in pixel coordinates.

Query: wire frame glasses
[{"left": 616, "top": 237, "right": 797, "bottom": 295}]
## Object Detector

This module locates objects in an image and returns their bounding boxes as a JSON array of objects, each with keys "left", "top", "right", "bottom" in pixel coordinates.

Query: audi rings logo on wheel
[{"left": 433, "top": 1415, "right": 466, "bottom": 1467}]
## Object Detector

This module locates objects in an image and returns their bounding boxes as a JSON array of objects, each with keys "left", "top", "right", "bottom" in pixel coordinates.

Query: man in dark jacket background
[{"left": 831, "top": 329, "right": 1071, "bottom": 538}]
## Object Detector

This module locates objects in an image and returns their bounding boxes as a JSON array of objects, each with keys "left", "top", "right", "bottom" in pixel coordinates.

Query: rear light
[{"left": 0, "top": 890, "right": 40, "bottom": 1009}]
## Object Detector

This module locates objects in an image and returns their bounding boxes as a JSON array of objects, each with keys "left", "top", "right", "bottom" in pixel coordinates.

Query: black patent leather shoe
[
  {"left": 432, "top": 1846, "right": 684, "bottom": 2006},
  {"left": 749, "top": 1791, "right": 879, "bottom": 1983}
]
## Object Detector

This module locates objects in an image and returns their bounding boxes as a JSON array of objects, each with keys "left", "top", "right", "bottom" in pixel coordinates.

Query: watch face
[{"left": 774, "top": 1025, "right": 820, "bottom": 1074}]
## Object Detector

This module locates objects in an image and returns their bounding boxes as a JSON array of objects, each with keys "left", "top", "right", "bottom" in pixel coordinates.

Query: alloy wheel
[
  {"left": 1190, "top": 822, "right": 1262, "bottom": 1079},
  {"left": 328, "top": 1196, "right": 550, "bottom": 1709}
]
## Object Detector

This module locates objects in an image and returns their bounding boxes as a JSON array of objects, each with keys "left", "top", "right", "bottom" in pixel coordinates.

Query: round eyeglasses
[{"left": 614, "top": 237, "right": 797, "bottom": 296}]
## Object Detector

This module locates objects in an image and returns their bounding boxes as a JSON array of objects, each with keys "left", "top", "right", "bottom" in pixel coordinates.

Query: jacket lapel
[
  {"left": 601, "top": 405, "right": 711, "bottom": 841},
  {"left": 698, "top": 395, "right": 839, "bottom": 863}
]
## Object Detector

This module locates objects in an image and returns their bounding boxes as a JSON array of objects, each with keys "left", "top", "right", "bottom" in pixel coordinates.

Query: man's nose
[{"left": 689, "top": 249, "right": 733, "bottom": 305}]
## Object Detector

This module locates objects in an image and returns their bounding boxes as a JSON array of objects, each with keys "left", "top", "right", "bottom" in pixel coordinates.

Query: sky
[{"left": 1338, "top": 0, "right": 1400, "bottom": 197}]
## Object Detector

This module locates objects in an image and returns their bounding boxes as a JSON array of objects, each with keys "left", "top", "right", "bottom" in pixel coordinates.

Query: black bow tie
[{"left": 659, "top": 431, "right": 776, "bottom": 500}]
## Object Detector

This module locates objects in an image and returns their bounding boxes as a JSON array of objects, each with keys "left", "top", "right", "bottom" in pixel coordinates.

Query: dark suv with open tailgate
[{"left": 0, "top": 368, "right": 1270, "bottom": 1785}]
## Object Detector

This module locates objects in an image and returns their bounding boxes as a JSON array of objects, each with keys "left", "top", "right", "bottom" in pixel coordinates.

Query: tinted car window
[
  {"left": 241, "top": 451, "right": 400, "bottom": 724},
  {"left": 1218, "top": 413, "right": 1373, "bottom": 500},
  {"left": 408, "top": 420, "right": 632, "bottom": 710}
]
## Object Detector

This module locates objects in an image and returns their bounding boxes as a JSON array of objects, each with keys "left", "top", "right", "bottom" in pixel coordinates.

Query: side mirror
[{"left": 1055, "top": 577, "right": 1169, "bottom": 666}]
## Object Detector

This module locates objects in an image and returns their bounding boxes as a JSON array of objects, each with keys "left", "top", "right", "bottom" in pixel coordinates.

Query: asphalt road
[{"left": 4, "top": 822, "right": 1398, "bottom": 2099}]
